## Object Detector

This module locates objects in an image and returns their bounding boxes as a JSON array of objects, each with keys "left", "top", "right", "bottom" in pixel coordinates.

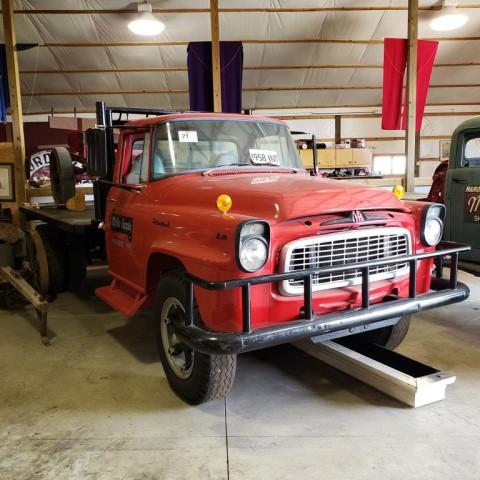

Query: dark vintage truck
[
  {"left": 426, "top": 116, "right": 480, "bottom": 273},
  {"left": 21, "top": 102, "right": 470, "bottom": 404}
]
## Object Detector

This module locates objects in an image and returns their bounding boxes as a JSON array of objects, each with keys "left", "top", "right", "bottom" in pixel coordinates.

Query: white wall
[{"left": 255, "top": 104, "right": 480, "bottom": 178}]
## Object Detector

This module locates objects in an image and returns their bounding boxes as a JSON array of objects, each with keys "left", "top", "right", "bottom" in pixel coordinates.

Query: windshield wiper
[
  {"left": 202, "top": 163, "right": 253, "bottom": 175},
  {"left": 203, "top": 163, "right": 300, "bottom": 175}
]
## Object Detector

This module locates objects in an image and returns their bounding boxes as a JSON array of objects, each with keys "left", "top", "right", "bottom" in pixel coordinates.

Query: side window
[
  {"left": 463, "top": 136, "right": 480, "bottom": 167},
  {"left": 123, "top": 132, "right": 151, "bottom": 184}
]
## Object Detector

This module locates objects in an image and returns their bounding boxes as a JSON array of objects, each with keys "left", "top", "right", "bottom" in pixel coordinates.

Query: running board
[
  {"left": 96, "top": 279, "right": 147, "bottom": 318},
  {"left": 293, "top": 339, "right": 456, "bottom": 408}
]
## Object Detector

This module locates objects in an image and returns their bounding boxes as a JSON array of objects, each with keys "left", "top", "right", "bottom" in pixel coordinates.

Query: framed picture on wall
[
  {"left": 439, "top": 140, "right": 451, "bottom": 162},
  {"left": 0, "top": 164, "right": 15, "bottom": 202}
]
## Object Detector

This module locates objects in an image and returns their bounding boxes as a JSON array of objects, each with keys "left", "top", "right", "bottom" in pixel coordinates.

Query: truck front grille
[{"left": 279, "top": 227, "right": 411, "bottom": 296}]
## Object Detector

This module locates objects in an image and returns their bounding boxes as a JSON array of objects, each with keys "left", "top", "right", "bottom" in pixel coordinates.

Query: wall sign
[
  {"left": 439, "top": 140, "right": 451, "bottom": 162},
  {"left": 0, "top": 163, "right": 15, "bottom": 202},
  {"left": 29, "top": 150, "right": 51, "bottom": 188},
  {"left": 465, "top": 185, "right": 480, "bottom": 223}
]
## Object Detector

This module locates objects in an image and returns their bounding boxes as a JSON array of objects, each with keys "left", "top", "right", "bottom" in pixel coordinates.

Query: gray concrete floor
[{"left": 0, "top": 270, "right": 479, "bottom": 480}]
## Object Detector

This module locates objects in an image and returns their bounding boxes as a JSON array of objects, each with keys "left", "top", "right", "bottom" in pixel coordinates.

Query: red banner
[
  {"left": 382, "top": 38, "right": 439, "bottom": 131},
  {"left": 382, "top": 38, "right": 407, "bottom": 130}
]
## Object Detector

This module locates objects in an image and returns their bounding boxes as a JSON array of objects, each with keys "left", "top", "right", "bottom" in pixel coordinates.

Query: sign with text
[{"left": 465, "top": 185, "right": 480, "bottom": 223}]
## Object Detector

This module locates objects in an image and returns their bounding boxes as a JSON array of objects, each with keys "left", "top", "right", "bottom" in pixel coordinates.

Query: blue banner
[{"left": 0, "top": 44, "right": 38, "bottom": 123}]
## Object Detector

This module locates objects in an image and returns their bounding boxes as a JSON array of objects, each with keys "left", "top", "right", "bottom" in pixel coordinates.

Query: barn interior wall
[
  {"left": 256, "top": 106, "right": 480, "bottom": 177},
  {"left": 0, "top": 122, "right": 69, "bottom": 157},
  {"left": 11, "top": 104, "right": 478, "bottom": 180}
]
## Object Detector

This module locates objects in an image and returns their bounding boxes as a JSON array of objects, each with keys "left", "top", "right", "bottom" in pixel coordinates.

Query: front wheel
[{"left": 154, "top": 272, "right": 236, "bottom": 405}]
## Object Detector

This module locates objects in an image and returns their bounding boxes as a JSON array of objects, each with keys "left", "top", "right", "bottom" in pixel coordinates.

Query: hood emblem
[
  {"left": 352, "top": 210, "right": 365, "bottom": 223},
  {"left": 321, "top": 210, "right": 370, "bottom": 226}
]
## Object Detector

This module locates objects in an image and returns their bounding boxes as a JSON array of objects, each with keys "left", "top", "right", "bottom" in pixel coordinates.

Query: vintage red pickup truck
[{"left": 36, "top": 102, "right": 468, "bottom": 404}]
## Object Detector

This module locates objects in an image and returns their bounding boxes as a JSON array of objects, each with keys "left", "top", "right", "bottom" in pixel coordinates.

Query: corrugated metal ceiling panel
[{"left": 0, "top": 0, "right": 478, "bottom": 113}]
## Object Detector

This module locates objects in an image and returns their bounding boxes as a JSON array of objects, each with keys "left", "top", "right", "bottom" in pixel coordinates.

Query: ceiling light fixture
[
  {"left": 430, "top": 1, "right": 468, "bottom": 32},
  {"left": 128, "top": 1, "right": 165, "bottom": 36}
]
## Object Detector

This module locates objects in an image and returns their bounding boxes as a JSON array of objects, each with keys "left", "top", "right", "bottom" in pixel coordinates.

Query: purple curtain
[{"left": 187, "top": 41, "right": 243, "bottom": 113}]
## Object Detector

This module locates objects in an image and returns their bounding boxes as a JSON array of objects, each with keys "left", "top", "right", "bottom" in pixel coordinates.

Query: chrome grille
[{"left": 279, "top": 227, "right": 411, "bottom": 296}]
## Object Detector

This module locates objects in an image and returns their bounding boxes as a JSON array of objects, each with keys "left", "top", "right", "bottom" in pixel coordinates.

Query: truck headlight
[
  {"left": 237, "top": 220, "right": 270, "bottom": 272},
  {"left": 421, "top": 204, "right": 445, "bottom": 246}
]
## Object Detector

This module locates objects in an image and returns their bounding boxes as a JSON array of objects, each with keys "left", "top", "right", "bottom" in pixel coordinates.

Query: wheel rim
[
  {"left": 160, "top": 297, "right": 194, "bottom": 380},
  {"left": 27, "top": 230, "right": 49, "bottom": 295}
]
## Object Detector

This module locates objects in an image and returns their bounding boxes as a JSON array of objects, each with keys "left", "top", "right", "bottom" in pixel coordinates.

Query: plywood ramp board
[{"left": 294, "top": 339, "right": 456, "bottom": 408}]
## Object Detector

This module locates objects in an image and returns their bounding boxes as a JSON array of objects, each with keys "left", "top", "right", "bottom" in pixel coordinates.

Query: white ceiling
[{"left": 1, "top": 0, "right": 480, "bottom": 114}]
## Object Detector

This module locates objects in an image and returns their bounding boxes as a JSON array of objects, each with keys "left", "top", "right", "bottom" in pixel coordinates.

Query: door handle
[
  {"left": 453, "top": 178, "right": 468, "bottom": 185},
  {"left": 107, "top": 197, "right": 118, "bottom": 202}
]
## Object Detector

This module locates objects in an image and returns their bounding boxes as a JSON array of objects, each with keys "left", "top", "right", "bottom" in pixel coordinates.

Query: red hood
[{"left": 158, "top": 171, "right": 407, "bottom": 222}]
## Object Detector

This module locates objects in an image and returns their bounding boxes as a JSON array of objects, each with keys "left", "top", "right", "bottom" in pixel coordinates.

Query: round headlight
[
  {"left": 239, "top": 237, "right": 268, "bottom": 272},
  {"left": 424, "top": 217, "right": 443, "bottom": 246}
]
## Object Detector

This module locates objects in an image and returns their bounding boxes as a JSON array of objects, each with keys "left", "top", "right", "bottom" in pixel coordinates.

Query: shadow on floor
[
  {"left": 69, "top": 266, "right": 113, "bottom": 313},
  {"left": 2, "top": 267, "right": 415, "bottom": 409},
  {"left": 107, "top": 311, "right": 158, "bottom": 364},
  {"left": 233, "top": 344, "right": 405, "bottom": 409}
]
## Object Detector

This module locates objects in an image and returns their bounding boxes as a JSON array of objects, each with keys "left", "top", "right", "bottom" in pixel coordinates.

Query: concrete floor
[{"left": 0, "top": 271, "right": 479, "bottom": 480}]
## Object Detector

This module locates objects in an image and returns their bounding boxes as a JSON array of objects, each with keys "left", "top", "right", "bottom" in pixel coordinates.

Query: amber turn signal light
[{"left": 216, "top": 194, "right": 233, "bottom": 214}]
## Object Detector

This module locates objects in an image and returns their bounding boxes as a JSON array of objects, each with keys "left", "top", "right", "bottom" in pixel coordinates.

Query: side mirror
[{"left": 86, "top": 128, "right": 111, "bottom": 178}]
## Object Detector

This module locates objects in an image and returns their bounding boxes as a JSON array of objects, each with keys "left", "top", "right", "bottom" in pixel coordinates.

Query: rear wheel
[
  {"left": 340, "top": 315, "right": 412, "bottom": 350},
  {"left": 26, "top": 224, "right": 68, "bottom": 296},
  {"left": 154, "top": 272, "right": 236, "bottom": 404}
]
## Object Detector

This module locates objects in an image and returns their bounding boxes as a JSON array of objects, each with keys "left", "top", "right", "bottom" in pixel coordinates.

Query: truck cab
[
  {"left": 85, "top": 102, "right": 469, "bottom": 405},
  {"left": 444, "top": 117, "right": 480, "bottom": 267}
]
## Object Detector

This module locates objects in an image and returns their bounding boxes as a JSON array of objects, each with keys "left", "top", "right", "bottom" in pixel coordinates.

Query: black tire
[
  {"left": 35, "top": 224, "right": 68, "bottom": 295},
  {"left": 154, "top": 271, "right": 236, "bottom": 405},
  {"left": 50, "top": 146, "right": 75, "bottom": 205},
  {"left": 340, "top": 315, "right": 412, "bottom": 350}
]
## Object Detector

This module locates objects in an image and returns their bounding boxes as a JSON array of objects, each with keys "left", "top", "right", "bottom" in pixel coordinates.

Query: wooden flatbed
[{"left": 20, "top": 204, "right": 96, "bottom": 234}]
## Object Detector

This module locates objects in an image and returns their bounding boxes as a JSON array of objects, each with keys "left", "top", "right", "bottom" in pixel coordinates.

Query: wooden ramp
[{"left": 294, "top": 339, "right": 456, "bottom": 408}]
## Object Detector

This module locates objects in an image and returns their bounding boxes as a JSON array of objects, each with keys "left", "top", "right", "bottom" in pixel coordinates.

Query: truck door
[
  {"left": 445, "top": 130, "right": 480, "bottom": 262},
  {"left": 105, "top": 129, "right": 152, "bottom": 287}
]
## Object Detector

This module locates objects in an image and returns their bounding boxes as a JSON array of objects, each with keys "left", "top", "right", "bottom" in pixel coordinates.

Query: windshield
[{"left": 151, "top": 119, "right": 303, "bottom": 179}]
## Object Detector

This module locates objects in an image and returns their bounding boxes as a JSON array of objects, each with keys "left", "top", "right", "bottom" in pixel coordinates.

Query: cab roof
[
  {"left": 125, "top": 112, "right": 286, "bottom": 127},
  {"left": 452, "top": 116, "right": 480, "bottom": 136}
]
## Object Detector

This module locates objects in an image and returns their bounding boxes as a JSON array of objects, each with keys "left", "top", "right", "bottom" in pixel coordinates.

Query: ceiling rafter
[
  {"left": 27, "top": 36, "right": 480, "bottom": 48},
  {"left": 20, "top": 83, "right": 480, "bottom": 97},
  {"left": 7, "top": 5, "right": 480, "bottom": 14},
  {"left": 18, "top": 62, "right": 480, "bottom": 74},
  {"left": 23, "top": 102, "right": 480, "bottom": 116}
]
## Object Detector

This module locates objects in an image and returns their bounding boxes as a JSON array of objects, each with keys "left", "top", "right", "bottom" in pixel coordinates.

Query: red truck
[{"left": 23, "top": 103, "right": 470, "bottom": 405}]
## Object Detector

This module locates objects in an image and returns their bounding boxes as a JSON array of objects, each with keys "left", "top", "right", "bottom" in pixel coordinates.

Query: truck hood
[{"left": 160, "top": 171, "right": 407, "bottom": 222}]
